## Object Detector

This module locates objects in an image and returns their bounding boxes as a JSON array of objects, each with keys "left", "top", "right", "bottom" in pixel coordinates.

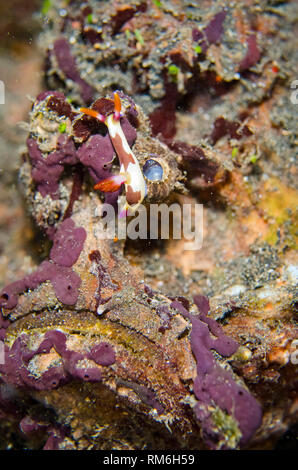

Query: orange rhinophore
[
  {"left": 94, "top": 174, "right": 127, "bottom": 192},
  {"left": 79, "top": 107, "right": 105, "bottom": 122},
  {"left": 113, "top": 92, "right": 122, "bottom": 120}
]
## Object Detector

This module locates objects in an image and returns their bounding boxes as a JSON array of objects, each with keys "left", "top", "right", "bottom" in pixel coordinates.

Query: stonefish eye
[{"left": 142, "top": 159, "right": 163, "bottom": 181}]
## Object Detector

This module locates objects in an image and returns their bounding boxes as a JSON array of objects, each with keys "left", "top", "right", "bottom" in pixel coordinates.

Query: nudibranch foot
[{"left": 118, "top": 207, "right": 128, "bottom": 219}]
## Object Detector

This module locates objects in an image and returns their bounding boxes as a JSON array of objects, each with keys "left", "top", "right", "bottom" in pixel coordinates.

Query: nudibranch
[{"left": 80, "top": 92, "right": 146, "bottom": 217}]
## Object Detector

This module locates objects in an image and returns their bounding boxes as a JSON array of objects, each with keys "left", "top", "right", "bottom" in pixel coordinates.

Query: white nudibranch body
[
  {"left": 105, "top": 114, "right": 146, "bottom": 215},
  {"left": 80, "top": 92, "right": 146, "bottom": 217}
]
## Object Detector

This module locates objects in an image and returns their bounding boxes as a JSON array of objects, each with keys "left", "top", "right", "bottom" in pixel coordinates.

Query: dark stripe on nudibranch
[
  {"left": 110, "top": 133, "right": 135, "bottom": 169},
  {"left": 126, "top": 186, "right": 141, "bottom": 205}
]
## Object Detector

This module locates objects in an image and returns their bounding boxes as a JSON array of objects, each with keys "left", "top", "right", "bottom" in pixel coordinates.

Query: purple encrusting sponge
[
  {"left": 0, "top": 218, "right": 86, "bottom": 309},
  {"left": 0, "top": 329, "right": 116, "bottom": 391},
  {"left": 171, "top": 295, "right": 262, "bottom": 448},
  {"left": 50, "top": 218, "right": 86, "bottom": 267}
]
